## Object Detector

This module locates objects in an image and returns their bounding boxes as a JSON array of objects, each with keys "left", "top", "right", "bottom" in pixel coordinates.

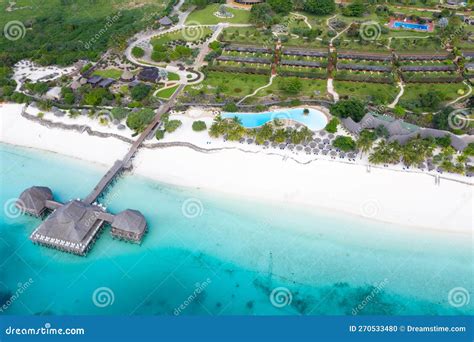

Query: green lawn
[
  {"left": 156, "top": 85, "right": 180, "bottom": 99},
  {"left": 93, "top": 68, "right": 123, "bottom": 80},
  {"left": 334, "top": 81, "right": 399, "bottom": 104},
  {"left": 151, "top": 27, "right": 213, "bottom": 46},
  {"left": 185, "top": 71, "right": 270, "bottom": 97},
  {"left": 220, "top": 27, "right": 273, "bottom": 45},
  {"left": 400, "top": 83, "right": 468, "bottom": 103},
  {"left": 186, "top": 4, "right": 251, "bottom": 25},
  {"left": 167, "top": 72, "right": 180, "bottom": 81},
  {"left": 265, "top": 77, "right": 328, "bottom": 98}
]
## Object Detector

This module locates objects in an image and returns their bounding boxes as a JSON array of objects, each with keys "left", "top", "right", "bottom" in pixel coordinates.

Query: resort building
[
  {"left": 29, "top": 200, "right": 106, "bottom": 256},
  {"left": 138, "top": 67, "right": 160, "bottom": 83},
  {"left": 111, "top": 209, "right": 148, "bottom": 243},
  {"left": 17, "top": 186, "right": 53, "bottom": 217},
  {"left": 342, "top": 113, "right": 468, "bottom": 151},
  {"left": 18, "top": 185, "right": 148, "bottom": 255},
  {"left": 234, "top": 0, "right": 265, "bottom": 4},
  {"left": 158, "top": 16, "right": 173, "bottom": 27}
]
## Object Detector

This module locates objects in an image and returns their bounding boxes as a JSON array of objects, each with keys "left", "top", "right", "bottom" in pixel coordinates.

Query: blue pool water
[
  {"left": 222, "top": 108, "right": 328, "bottom": 131},
  {"left": 392, "top": 21, "right": 429, "bottom": 31},
  {"left": 0, "top": 143, "right": 473, "bottom": 315}
]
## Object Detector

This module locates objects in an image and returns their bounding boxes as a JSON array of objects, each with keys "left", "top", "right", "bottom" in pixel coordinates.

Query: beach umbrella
[
  {"left": 309, "top": 142, "right": 317, "bottom": 148},
  {"left": 339, "top": 152, "right": 346, "bottom": 158},
  {"left": 323, "top": 139, "right": 330, "bottom": 144},
  {"left": 466, "top": 172, "right": 473, "bottom": 177},
  {"left": 313, "top": 148, "right": 319, "bottom": 154},
  {"left": 428, "top": 164, "right": 435, "bottom": 171},
  {"left": 247, "top": 138, "right": 254, "bottom": 144},
  {"left": 263, "top": 141, "right": 270, "bottom": 147},
  {"left": 322, "top": 150, "right": 329, "bottom": 155},
  {"left": 418, "top": 163, "right": 426, "bottom": 169},
  {"left": 296, "top": 145, "right": 303, "bottom": 151},
  {"left": 288, "top": 144, "right": 295, "bottom": 150},
  {"left": 304, "top": 147, "right": 311, "bottom": 153},
  {"left": 239, "top": 138, "right": 245, "bottom": 143},
  {"left": 314, "top": 138, "right": 321, "bottom": 143},
  {"left": 319, "top": 131, "right": 326, "bottom": 136},
  {"left": 279, "top": 144, "right": 286, "bottom": 149},
  {"left": 117, "top": 124, "right": 126, "bottom": 130},
  {"left": 271, "top": 142, "right": 278, "bottom": 148},
  {"left": 330, "top": 151, "right": 337, "bottom": 157}
]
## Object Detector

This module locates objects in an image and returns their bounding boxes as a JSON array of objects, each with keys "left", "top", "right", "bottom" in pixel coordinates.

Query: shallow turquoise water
[
  {"left": 0, "top": 143, "right": 472, "bottom": 315},
  {"left": 222, "top": 108, "right": 328, "bottom": 131}
]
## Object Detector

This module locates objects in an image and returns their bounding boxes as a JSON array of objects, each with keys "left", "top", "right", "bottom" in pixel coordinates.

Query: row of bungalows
[
  {"left": 280, "top": 60, "right": 324, "bottom": 68},
  {"left": 224, "top": 45, "right": 273, "bottom": 54},
  {"left": 337, "top": 64, "right": 392, "bottom": 72},
  {"left": 396, "top": 53, "right": 449, "bottom": 61},
  {"left": 341, "top": 113, "right": 468, "bottom": 152},
  {"left": 281, "top": 48, "right": 328, "bottom": 58},
  {"left": 216, "top": 55, "right": 272, "bottom": 65},
  {"left": 337, "top": 52, "right": 392, "bottom": 62},
  {"left": 87, "top": 75, "right": 116, "bottom": 88},
  {"left": 399, "top": 65, "right": 458, "bottom": 72}
]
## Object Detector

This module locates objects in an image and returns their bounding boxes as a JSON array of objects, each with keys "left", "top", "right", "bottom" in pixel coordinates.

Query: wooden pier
[
  {"left": 84, "top": 84, "right": 184, "bottom": 204},
  {"left": 18, "top": 84, "right": 185, "bottom": 255}
]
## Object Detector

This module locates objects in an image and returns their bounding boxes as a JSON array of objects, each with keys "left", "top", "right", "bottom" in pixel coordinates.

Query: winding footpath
[
  {"left": 388, "top": 81, "right": 405, "bottom": 109},
  {"left": 237, "top": 74, "right": 277, "bottom": 105}
]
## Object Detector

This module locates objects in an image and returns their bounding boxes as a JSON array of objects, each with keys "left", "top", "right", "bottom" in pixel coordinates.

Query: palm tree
[{"left": 356, "top": 130, "right": 376, "bottom": 159}]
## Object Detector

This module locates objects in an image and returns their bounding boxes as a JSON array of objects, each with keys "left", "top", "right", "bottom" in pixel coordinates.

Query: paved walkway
[
  {"left": 388, "top": 81, "right": 404, "bottom": 108},
  {"left": 327, "top": 78, "right": 339, "bottom": 102},
  {"left": 237, "top": 74, "right": 276, "bottom": 105}
]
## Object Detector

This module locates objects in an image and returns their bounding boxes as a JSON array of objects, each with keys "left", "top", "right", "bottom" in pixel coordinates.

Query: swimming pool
[
  {"left": 392, "top": 21, "right": 429, "bottom": 31},
  {"left": 222, "top": 108, "right": 328, "bottom": 131}
]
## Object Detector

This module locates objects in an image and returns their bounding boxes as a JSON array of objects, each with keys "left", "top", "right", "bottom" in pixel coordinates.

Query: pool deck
[{"left": 389, "top": 18, "right": 434, "bottom": 32}]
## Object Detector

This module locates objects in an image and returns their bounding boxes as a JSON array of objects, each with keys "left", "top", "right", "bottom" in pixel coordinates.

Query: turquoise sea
[{"left": 0, "top": 143, "right": 472, "bottom": 315}]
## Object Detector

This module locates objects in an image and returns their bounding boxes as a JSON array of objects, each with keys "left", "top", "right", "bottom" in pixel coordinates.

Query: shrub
[
  {"left": 333, "top": 136, "right": 356, "bottom": 151},
  {"left": 37, "top": 112, "right": 44, "bottom": 119},
  {"left": 126, "top": 108, "right": 155, "bottom": 133},
  {"left": 325, "top": 117, "right": 339, "bottom": 133},
  {"left": 155, "top": 129, "right": 165, "bottom": 140},
  {"left": 165, "top": 119, "right": 182, "bottom": 133},
  {"left": 223, "top": 102, "right": 238, "bottom": 112},
  {"left": 132, "top": 47, "right": 145, "bottom": 58},
  {"left": 192, "top": 120, "right": 207, "bottom": 132}
]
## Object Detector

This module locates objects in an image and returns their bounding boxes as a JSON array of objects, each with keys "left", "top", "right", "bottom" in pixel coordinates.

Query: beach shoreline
[{"left": 1, "top": 103, "right": 472, "bottom": 233}]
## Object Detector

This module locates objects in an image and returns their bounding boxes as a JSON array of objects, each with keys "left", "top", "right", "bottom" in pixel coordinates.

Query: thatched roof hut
[
  {"left": 111, "top": 209, "right": 147, "bottom": 243},
  {"left": 17, "top": 186, "right": 53, "bottom": 217}
]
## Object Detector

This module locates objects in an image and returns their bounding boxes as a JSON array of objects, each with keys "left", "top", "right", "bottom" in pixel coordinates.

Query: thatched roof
[
  {"left": 112, "top": 209, "right": 147, "bottom": 234},
  {"left": 35, "top": 200, "right": 103, "bottom": 243},
  {"left": 17, "top": 186, "right": 53, "bottom": 216}
]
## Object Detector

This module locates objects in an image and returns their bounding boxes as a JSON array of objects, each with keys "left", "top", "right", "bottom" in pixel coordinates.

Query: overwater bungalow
[{"left": 111, "top": 209, "right": 147, "bottom": 243}]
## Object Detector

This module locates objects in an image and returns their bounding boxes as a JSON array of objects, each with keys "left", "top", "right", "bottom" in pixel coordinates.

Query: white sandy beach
[{"left": 1, "top": 103, "right": 472, "bottom": 232}]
